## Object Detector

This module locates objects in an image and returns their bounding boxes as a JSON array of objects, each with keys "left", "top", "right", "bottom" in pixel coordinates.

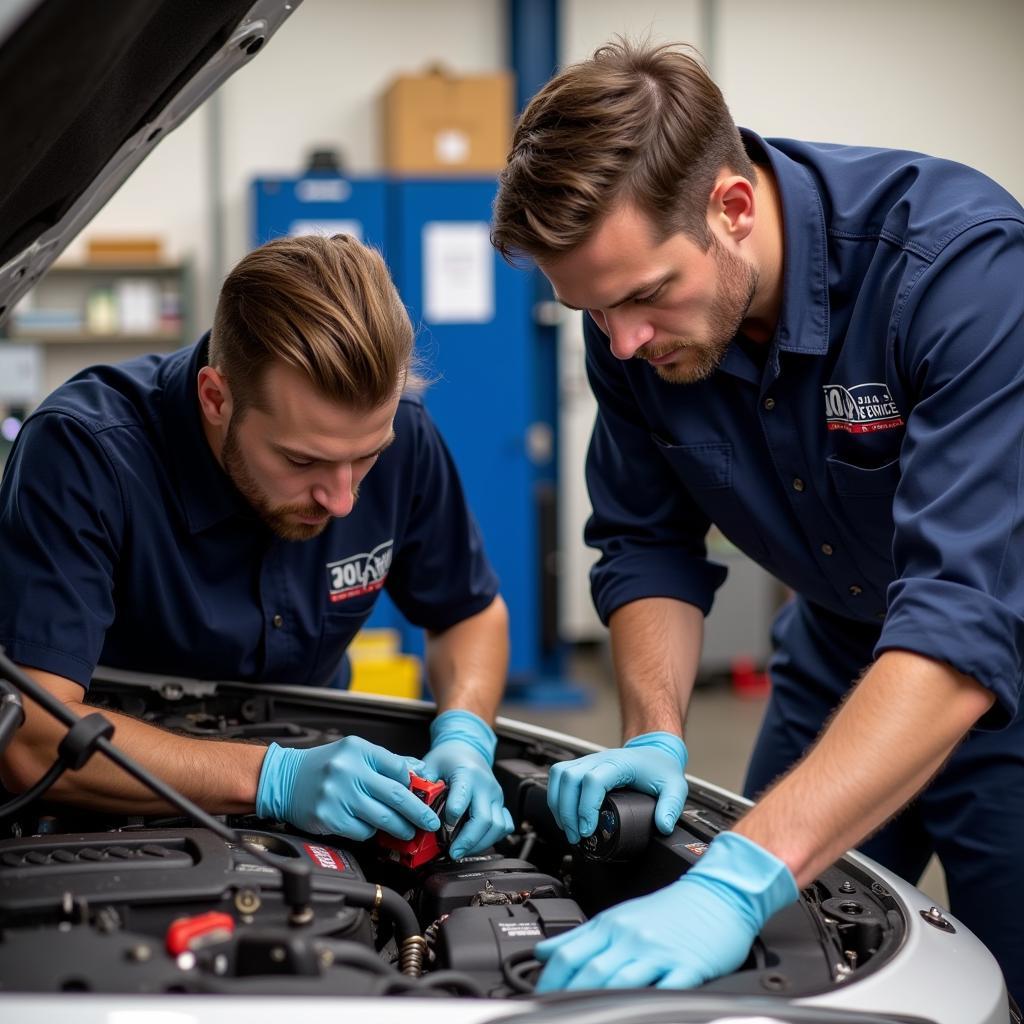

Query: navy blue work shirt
[
  {"left": 0, "top": 336, "right": 499, "bottom": 690},
  {"left": 584, "top": 130, "right": 1024, "bottom": 724}
]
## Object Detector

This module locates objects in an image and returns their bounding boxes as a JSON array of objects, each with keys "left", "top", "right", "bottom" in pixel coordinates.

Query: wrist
[
  {"left": 624, "top": 730, "right": 688, "bottom": 771},
  {"left": 682, "top": 830, "right": 799, "bottom": 927},
  {"left": 255, "top": 742, "right": 304, "bottom": 819},
  {"left": 430, "top": 709, "right": 497, "bottom": 763}
]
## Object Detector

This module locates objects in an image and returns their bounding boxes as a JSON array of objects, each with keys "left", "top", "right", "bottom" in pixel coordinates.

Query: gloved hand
[
  {"left": 535, "top": 830, "right": 798, "bottom": 991},
  {"left": 547, "top": 731, "right": 688, "bottom": 845},
  {"left": 419, "top": 709, "right": 514, "bottom": 859},
  {"left": 256, "top": 736, "right": 440, "bottom": 841}
]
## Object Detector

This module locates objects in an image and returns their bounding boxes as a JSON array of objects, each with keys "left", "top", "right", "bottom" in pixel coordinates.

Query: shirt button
[
  {"left": 792, "top": 478, "right": 805, "bottom": 492},
  {"left": 763, "top": 397, "right": 775, "bottom": 410},
  {"left": 848, "top": 585, "right": 863, "bottom": 596},
  {"left": 272, "top": 614, "right": 284, "bottom": 628},
  {"left": 821, "top": 543, "right": 834, "bottom": 556}
]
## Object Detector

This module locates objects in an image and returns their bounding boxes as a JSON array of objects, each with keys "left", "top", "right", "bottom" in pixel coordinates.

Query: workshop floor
[{"left": 500, "top": 642, "right": 948, "bottom": 907}]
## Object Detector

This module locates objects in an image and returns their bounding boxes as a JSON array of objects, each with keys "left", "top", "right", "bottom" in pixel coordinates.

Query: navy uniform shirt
[
  {"left": 584, "top": 130, "right": 1024, "bottom": 725},
  {"left": 0, "top": 336, "right": 499, "bottom": 690}
]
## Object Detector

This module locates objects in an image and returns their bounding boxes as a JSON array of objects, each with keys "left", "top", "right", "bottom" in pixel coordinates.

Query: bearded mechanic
[
  {"left": 492, "top": 40, "right": 1024, "bottom": 999},
  {"left": 0, "top": 233, "right": 512, "bottom": 859}
]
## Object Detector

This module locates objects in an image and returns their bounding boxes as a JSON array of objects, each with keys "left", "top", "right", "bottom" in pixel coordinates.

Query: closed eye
[{"left": 634, "top": 284, "right": 665, "bottom": 305}]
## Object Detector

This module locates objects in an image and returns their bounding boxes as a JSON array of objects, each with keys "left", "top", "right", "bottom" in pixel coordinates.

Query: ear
[
  {"left": 708, "top": 174, "right": 755, "bottom": 243},
  {"left": 196, "top": 366, "right": 233, "bottom": 428}
]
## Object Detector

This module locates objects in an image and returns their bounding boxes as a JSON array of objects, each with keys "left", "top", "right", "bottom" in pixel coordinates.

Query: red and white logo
[
  {"left": 326, "top": 539, "right": 393, "bottom": 603},
  {"left": 823, "top": 382, "right": 904, "bottom": 434},
  {"left": 302, "top": 843, "right": 347, "bottom": 871}
]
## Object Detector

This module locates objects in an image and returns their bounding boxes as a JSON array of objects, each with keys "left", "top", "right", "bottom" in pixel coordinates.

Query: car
[{"left": 0, "top": 2, "right": 1017, "bottom": 1021}]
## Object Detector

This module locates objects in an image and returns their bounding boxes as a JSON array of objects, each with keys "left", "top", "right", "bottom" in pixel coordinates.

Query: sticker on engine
[
  {"left": 303, "top": 843, "right": 348, "bottom": 871},
  {"left": 494, "top": 921, "right": 542, "bottom": 938},
  {"left": 684, "top": 841, "right": 708, "bottom": 856}
]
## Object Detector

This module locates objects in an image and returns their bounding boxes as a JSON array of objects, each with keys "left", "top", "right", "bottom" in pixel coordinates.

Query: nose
[
  {"left": 600, "top": 308, "right": 655, "bottom": 361},
  {"left": 311, "top": 463, "right": 355, "bottom": 518}
]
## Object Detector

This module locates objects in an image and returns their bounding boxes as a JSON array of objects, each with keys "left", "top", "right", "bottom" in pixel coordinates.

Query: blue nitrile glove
[
  {"left": 418, "top": 709, "right": 514, "bottom": 859},
  {"left": 535, "top": 830, "right": 799, "bottom": 991},
  {"left": 256, "top": 737, "right": 440, "bottom": 841},
  {"left": 546, "top": 731, "right": 688, "bottom": 845}
]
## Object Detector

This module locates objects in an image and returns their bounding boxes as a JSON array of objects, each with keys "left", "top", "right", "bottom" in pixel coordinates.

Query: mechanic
[
  {"left": 492, "top": 40, "right": 1024, "bottom": 1000},
  {"left": 0, "top": 232, "right": 513, "bottom": 861}
]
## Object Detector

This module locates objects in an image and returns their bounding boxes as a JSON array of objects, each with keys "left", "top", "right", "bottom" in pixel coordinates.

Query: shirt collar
[
  {"left": 741, "top": 128, "right": 831, "bottom": 358},
  {"left": 160, "top": 333, "right": 254, "bottom": 534}
]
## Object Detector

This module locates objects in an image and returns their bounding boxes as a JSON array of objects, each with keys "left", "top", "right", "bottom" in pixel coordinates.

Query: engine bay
[{"left": 0, "top": 674, "right": 907, "bottom": 999}]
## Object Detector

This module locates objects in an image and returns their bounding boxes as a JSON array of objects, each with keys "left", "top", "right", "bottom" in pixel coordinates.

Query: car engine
[{"left": 0, "top": 674, "right": 906, "bottom": 1000}]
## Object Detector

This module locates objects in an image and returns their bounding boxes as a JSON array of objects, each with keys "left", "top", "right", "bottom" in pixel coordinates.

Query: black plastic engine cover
[
  {"left": 0, "top": 827, "right": 375, "bottom": 994},
  {"left": 417, "top": 853, "right": 565, "bottom": 923},
  {"left": 436, "top": 898, "right": 585, "bottom": 977}
]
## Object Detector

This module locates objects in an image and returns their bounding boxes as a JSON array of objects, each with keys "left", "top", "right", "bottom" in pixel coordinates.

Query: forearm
[
  {"left": 609, "top": 597, "right": 704, "bottom": 739},
  {"left": 734, "top": 649, "right": 995, "bottom": 887},
  {"left": 0, "top": 667, "right": 265, "bottom": 814},
  {"left": 425, "top": 595, "right": 509, "bottom": 722}
]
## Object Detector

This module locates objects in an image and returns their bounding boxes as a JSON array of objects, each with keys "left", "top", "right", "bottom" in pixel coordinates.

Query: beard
[
  {"left": 221, "top": 419, "right": 334, "bottom": 542},
  {"left": 637, "top": 238, "right": 758, "bottom": 384}
]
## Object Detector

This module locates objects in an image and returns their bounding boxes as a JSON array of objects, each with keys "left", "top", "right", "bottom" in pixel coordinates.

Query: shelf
[
  {"left": 13, "top": 330, "right": 184, "bottom": 345},
  {"left": 46, "top": 262, "right": 184, "bottom": 275}
]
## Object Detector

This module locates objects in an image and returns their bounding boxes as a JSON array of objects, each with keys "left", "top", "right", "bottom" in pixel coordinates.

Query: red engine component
[
  {"left": 166, "top": 910, "right": 235, "bottom": 956},
  {"left": 376, "top": 774, "right": 448, "bottom": 868}
]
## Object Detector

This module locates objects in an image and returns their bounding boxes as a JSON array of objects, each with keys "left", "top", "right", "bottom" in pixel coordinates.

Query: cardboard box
[
  {"left": 381, "top": 66, "right": 513, "bottom": 175},
  {"left": 85, "top": 235, "right": 164, "bottom": 263}
]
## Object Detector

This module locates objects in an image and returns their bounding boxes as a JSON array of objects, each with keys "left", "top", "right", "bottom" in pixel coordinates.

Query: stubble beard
[
  {"left": 221, "top": 419, "right": 334, "bottom": 542},
  {"left": 639, "top": 240, "right": 759, "bottom": 385}
]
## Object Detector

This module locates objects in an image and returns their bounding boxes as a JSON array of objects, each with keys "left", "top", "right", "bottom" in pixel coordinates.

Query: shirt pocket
[
  {"left": 650, "top": 435, "right": 769, "bottom": 562},
  {"left": 308, "top": 598, "right": 380, "bottom": 687},
  {"left": 825, "top": 456, "right": 900, "bottom": 570}
]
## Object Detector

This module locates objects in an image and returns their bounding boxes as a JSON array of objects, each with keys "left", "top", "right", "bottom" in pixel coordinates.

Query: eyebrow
[
  {"left": 275, "top": 430, "right": 396, "bottom": 464},
  {"left": 555, "top": 275, "right": 671, "bottom": 312}
]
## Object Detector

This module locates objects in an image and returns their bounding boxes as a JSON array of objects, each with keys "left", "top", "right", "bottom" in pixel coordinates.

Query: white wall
[
  {"left": 66, "top": 0, "right": 505, "bottom": 327},
  {"left": 717, "top": 0, "right": 1024, "bottom": 198}
]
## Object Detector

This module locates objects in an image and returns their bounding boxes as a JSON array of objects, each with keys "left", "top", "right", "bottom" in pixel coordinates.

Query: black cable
[
  {"left": 0, "top": 757, "right": 67, "bottom": 819},
  {"left": 0, "top": 647, "right": 314, "bottom": 913},
  {"left": 501, "top": 947, "right": 543, "bottom": 994},
  {"left": 0, "top": 677, "right": 24, "bottom": 752}
]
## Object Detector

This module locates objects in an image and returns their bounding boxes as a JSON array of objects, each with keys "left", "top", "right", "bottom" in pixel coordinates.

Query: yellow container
[
  {"left": 349, "top": 653, "right": 422, "bottom": 699},
  {"left": 348, "top": 629, "right": 421, "bottom": 698}
]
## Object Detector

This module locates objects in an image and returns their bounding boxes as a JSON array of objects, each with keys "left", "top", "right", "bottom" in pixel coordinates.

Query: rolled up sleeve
[{"left": 877, "top": 219, "right": 1024, "bottom": 726}]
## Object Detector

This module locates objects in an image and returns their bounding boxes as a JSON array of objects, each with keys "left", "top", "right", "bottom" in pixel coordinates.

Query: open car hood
[{"left": 0, "top": 0, "right": 300, "bottom": 325}]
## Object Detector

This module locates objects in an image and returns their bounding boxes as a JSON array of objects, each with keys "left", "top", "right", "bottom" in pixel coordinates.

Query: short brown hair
[
  {"left": 210, "top": 233, "right": 421, "bottom": 415},
  {"left": 492, "top": 38, "right": 755, "bottom": 262}
]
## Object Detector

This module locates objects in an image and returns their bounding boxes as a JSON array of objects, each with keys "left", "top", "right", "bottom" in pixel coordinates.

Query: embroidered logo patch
[
  {"left": 326, "top": 539, "right": 393, "bottom": 603},
  {"left": 823, "top": 383, "right": 904, "bottom": 434}
]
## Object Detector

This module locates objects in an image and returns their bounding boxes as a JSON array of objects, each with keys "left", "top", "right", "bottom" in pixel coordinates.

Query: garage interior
[{"left": 3, "top": 0, "right": 1024, "bottom": 920}]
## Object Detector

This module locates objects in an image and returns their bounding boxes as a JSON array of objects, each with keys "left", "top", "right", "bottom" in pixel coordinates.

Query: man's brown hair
[
  {"left": 210, "top": 233, "right": 420, "bottom": 416},
  {"left": 492, "top": 38, "right": 755, "bottom": 262}
]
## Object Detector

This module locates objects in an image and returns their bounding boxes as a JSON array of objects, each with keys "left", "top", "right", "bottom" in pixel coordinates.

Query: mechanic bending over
[
  {"left": 492, "top": 40, "right": 1024, "bottom": 1001},
  {"left": 0, "top": 233, "right": 513, "bottom": 861}
]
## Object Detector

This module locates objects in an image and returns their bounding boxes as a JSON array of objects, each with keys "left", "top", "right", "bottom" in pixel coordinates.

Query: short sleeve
[
  {"left": 0, "top": 411, "right": 126, "bottom": 686},
  {"left": 382, "top": 401, "right": 500, "bottom": 632}
]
